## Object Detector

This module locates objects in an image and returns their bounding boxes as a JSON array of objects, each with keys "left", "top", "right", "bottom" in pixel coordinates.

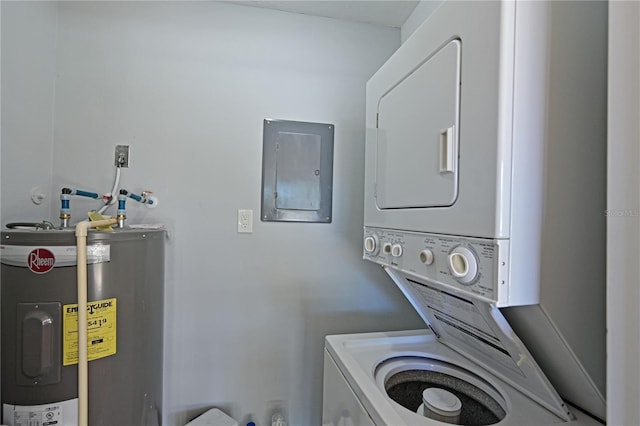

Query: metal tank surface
[{"left": 1, "top": 228, "right": 165, "bottom": 426}]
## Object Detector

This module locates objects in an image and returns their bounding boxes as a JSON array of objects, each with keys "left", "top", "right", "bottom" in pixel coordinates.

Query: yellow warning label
[{"left": 63, "top": 298, "right": 116, "bottom": 366}]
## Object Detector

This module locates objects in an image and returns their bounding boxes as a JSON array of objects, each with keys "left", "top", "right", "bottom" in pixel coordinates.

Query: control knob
[
  {"left": 364, "top": 235, "right": 379, "bottom": 255},
  {"left": 448, "top": 246, "right": 478, "bottom": 284},
  {"left": 383, "top": 242, "right": 393, "bottom": 255},
  {"left": 419, "top": 249, "right": 434, "bottom": 265},
  {"left": 391, "top": 244, "right": 403, "bottom": 257}
]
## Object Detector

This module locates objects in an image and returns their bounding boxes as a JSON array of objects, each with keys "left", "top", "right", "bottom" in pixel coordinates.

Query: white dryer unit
[
  {"left": 364, "top": 0, "right": 607, "bottom": 307},
  {"left": 353, "top": 0, "right": 606, "bottom": 424}
]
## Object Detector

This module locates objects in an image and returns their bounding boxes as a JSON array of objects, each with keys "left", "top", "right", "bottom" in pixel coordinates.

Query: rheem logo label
[{"left": 28, "top": 248, "right": 55, "bottom": 274}]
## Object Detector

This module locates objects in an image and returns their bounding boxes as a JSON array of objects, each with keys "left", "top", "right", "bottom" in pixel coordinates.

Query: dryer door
[{"left": 376, "top": 39, "right": 461, "bottom": 209}]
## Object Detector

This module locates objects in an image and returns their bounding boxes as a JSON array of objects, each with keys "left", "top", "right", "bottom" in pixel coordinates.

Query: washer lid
[{"left": 384, "top": 266, "right": 574, "bottom": 422}]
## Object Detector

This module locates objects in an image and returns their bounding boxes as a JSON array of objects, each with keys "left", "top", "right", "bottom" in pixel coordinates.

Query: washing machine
[
  {"left": 322, "top": 328, "right": 602, "bottom": 426},
  {"left": 323, "top": 0, "right": 607, "bottom": 424},
  {"left": 322, "top": 269, "right": 605, "bottom": 425}
]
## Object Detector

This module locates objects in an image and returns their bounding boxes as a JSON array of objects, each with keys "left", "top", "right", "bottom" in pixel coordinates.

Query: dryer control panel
[{"left": 363, "top": 227, "right": 509, "bottom": 304}]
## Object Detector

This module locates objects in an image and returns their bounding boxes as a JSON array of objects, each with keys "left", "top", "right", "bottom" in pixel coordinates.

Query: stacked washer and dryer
[{"left": 323, "top": 1, "right": 606, "bottom": 425}]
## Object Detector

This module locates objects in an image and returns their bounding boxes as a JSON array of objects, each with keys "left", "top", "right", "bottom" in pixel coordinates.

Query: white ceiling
[{"left": 229, "top": 1, "right": 420, "bottom": 28}]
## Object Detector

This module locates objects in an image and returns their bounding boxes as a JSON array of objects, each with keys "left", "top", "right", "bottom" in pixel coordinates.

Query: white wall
[
  {"left": 607, "top": 1, "right": 640, "bottom": 424},
  {"left": 1, "top": 2, "right": 424, "bottom": 425},
  {"left": 1, "top": 1, "right": 58, "bottom": 223},
  {"left": 0, "top": 2, "right": 58, "bottom": 404},
  {"left": 400, "top": 0, "right": 443, "bottom": 43}
]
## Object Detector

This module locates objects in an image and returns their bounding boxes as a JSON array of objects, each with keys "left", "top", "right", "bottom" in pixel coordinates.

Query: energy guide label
[{"left": 63, "top": 298, "right": 117, "bottom": 366}]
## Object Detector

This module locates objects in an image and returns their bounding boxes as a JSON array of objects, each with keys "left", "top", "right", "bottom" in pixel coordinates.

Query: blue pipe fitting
[
  {"left": 60, "top": 188, "right": 72, "bottom": 228},
  {"left": 72, "top": 189, "right": 100, "bottom": 199},
  {"left": 127, "top": 191, "right": 143, "bottom": 203},
  {"left": 123, "top": 190, "right": 155, "bottom": 206},
  {"left": 116, "top": 190, "right": 127, "bottom": 228},
  {"left": 58, "top": 187, "right": 103, "bottom": 228},
  {"left": 117, "top": 193, "right": 127, "bottom": 213}
]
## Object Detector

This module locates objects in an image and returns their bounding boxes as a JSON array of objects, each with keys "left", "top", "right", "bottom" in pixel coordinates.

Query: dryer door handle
[{"left": 439, "top": 125, "right": 457, "bottom": 174}]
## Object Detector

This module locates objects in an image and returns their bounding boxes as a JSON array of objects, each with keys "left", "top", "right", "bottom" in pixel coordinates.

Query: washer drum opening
[{"left": 376, "top": 357, "right": 508, "bottom": 425}]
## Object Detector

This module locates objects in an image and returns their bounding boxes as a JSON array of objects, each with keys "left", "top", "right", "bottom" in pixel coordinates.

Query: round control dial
[
  {"left": 382, "top": 242, "right": 393, "bottom": 255},
  {"left": 419, "top": 249, "right": 434, "bottom": 265},
  {"left": 364, "top": 235, "right": 379, "bottom": 255},
  {"left": 448, "top": 246, "right": 478, "bottom": 284},
  {"left": 391, "top": 244, "right": 403, "bottom": 258}
]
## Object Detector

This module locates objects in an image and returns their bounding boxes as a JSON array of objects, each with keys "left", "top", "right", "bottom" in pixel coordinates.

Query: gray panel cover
[{"left": 262, "top": 119, "right": 334, "bottom": 223}]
